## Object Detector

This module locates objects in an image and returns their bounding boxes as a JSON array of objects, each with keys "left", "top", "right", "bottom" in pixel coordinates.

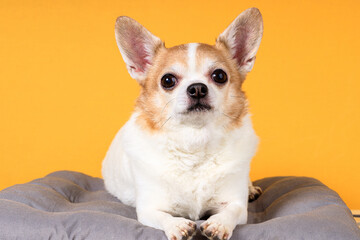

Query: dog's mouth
[{"left": 187, "top": 102, "right": 212, "bottom": 113}]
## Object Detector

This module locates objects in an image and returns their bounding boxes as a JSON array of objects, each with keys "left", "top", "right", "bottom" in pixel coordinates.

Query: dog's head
[{"left": 115, "top": 8, "right": 263, "bottom": 131}]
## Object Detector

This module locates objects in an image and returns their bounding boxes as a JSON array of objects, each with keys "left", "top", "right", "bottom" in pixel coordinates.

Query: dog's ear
[
  {"left": 217, "top": 8, "right": 263, "bottom": 73},
  {"left": 115, "top": 16, "right": 163, "bottom": 84}
]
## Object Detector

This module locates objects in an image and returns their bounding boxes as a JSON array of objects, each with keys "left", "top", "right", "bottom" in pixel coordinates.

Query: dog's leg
[
  {"left": 248, "top": 177, "right": 262, "bottom": 202},
  {"left": 137, "top": 208, "right": 197, "bottom": 240},
  {"left": 200, "top": 202, "right": 247, "bottom": 240}
]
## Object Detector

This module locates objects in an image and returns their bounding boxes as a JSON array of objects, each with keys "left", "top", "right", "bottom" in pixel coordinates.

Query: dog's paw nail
[
  {"left": 167, "top": 219, "right": 196, "bottom": 240},
  {"left": 200, "top": 221, "right": 230, "bottom": 240},
  {"left": 187, "top": 221, "right": 196, "bottom": 228},
  {"left": 200, "top": 222, "right": 209, "bottom": 232},
  {"left": 204, "top": 229, "right": 215, "bottom": 238},
  {"left": 180, "top": 229, "right": 188, "bottom": 237},
  {"left": 249, "top": 185, "right": 262, "bottom": 202}
]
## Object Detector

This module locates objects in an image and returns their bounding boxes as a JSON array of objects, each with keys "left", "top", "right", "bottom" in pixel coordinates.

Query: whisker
[
  {"left": 221, "top": 111, "right": 238, "bottom": 120},
  {"left": 160, "top": 98, "right": 176, "bottom": 116},
  {"left": 160, "top": 116, "right": 172, "bottom": 129},
  {"left": 230, "top": 95, "right": 243, "bottom": 98}
]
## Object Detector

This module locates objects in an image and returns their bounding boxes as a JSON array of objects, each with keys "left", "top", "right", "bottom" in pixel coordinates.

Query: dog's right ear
[{"left": 115, "top": 16, "right": 163, "bottom": 85}]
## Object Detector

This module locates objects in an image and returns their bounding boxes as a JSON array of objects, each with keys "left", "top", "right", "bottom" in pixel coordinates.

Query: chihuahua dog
[{"left": 102, "top": 7, "right": 263, "bottom": 240}]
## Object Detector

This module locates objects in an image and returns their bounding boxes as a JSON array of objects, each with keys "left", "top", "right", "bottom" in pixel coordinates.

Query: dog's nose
[{"left": 187, "top": 83, "right": 208, "bottom": 99}]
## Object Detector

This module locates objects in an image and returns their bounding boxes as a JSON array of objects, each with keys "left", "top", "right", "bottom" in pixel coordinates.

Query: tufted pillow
[{"left": 0, "top": 171, "right": 359, "bottom": 239}]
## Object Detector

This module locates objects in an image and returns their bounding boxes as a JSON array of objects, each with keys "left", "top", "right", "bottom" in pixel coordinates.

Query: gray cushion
[{"left": 0, "top": 171, "right": 358, "bottom": 239}]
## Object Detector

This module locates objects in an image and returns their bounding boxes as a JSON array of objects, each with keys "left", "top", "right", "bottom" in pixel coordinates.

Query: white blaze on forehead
[
  {"left": 187, "top": 43, "right": 198, "bottom": 73},
  {"left": 186, "top": 43, "right": 219, "bottom": 77}
]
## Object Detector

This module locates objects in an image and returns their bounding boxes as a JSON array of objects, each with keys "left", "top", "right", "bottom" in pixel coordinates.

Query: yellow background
[{"left": 1, "top": 0, "right": 359, "bottom": 209}]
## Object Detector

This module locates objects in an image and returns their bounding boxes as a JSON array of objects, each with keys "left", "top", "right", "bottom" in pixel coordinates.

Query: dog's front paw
[
  {"left": 200, "top": 220, "right": 231, "bottom": 240},
  {"left": 248, "top": 185, "right": 262, "bottom": 202},
  {"left": 164, "top": 218, "right": 197, "bottom": 240}
]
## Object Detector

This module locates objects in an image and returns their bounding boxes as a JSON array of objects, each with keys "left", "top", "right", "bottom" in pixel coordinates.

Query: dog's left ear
[{"left": 217, "top": 8, "right": 263, "bottom": 73}]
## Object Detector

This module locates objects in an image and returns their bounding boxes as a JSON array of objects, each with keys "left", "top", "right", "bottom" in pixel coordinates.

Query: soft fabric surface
[{"left": 0, "top": 171, "right": 358, "bottom": 240}]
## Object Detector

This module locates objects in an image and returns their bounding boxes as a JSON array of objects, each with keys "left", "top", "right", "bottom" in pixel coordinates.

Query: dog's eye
[
  {"left": 211, "top": 69, "right": 228, "bottom": 84},
  {"left": 161, "top": 74, "right": 177, "bottom": 89}
]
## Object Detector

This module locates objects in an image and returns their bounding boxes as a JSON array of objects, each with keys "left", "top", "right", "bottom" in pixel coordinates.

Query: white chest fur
[{"left": 102, "top": 113, "right": 259, "bottom": 221}]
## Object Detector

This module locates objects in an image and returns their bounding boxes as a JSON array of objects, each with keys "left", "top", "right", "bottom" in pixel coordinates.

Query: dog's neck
[{"left": 157, "top": 118, "right": 229, "bottom": 155}]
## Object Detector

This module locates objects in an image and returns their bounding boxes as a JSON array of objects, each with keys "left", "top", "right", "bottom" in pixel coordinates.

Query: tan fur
[
  {"left": 135, "top": 42, "right": 249, "bottom": 132},
  {"left": 200, "top": 43, "right": 248, "bottom": 130},
  {"left": 135, "top": 45, "right": 189, "bottom": 131}
]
